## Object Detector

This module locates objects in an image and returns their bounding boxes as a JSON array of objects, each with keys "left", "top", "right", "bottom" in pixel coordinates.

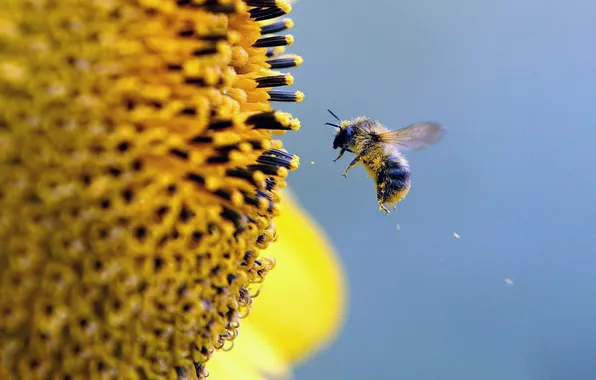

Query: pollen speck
[{"left": 453, "top": 232, "right": 460, "bottom": 238}]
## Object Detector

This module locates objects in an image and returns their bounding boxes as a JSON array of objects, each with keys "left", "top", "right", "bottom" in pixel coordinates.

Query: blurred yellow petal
[
  {"left": 209, "top": 323, "right": 291, "bottom": 380},
  {"left": 253, "top": 190, "right": 347, "bottom": 363},
  {"left": 209, "top": 191, "right": 347, "bottom": 379}
]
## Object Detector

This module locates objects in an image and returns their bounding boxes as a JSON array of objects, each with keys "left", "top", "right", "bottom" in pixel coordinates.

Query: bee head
[
  {"left": 332, "top": 126, "right": 354, "bottom": 149},
  {"left": 325, "top": 109, "right": 354, "bottom": 150}
]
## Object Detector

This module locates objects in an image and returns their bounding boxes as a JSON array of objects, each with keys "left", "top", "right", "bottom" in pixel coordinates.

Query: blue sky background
[{"left": 276, "top": 1, "right": 596, "bottom": 379}]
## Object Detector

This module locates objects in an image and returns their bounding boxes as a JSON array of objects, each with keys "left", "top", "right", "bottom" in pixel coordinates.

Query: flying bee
[{"left": 325, "top": 109, "right": 445, "bottom": 214}]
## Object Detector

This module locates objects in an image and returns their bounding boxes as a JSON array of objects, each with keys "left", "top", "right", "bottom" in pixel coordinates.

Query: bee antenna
[
  {"left": 325, "top": 122, "right": 341, "bottom": 129},
  {"left": 327, "top": 109, "right": 341, "bottom": 121}
]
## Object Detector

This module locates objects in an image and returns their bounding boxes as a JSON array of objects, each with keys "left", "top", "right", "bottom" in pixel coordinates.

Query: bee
[{"left": 325, "top": 109, "right": 445, "bottom": 214}]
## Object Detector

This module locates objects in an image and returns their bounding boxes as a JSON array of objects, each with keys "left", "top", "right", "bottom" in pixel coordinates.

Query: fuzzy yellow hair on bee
[{"left": 325, "top": 109, "right": 445, "bottom": 214}]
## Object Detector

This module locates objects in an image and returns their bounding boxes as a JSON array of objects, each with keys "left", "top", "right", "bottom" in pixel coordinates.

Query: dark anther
[
  {"left": 192, "top": 231, "right": 203, "bottom": 241},
  {"left": 203, "top": 0, "right": 237, "bottom": 13},
  {"left": 245, "top": 111, "right": 275, "bottom": 125},
  {"left": 207, "top": 119, "right": 233, "bottom": 130},
  {"left": 117, "top": 141, "right": 130, "bottom": 152},
  {"left": 249, "top": 8, "right": 286, "bottom": 22},
  {"left": 213, "top": 189, "right": 233, "bottom": 201},
  {"left": 255, "top": 75, "right": 290, "bottom": 88},
  {"left": 93, "top": 259, "right": 103, "bottom": 270},
  {"left": 134, "top": 226, "right": 147, "bottom": 240},
  {"left": 248, "top": 140, "right": 267, "bottom": 149},
  {"left": 185, "top": 77, "right": 207, "bottom": 86},
  {"left": 226, "top": 168, "right": 260, "bottom": 187},
  {"left": 98, "top": 228, "right": 109, "bottom": 239},
  {"left": 200, "top": 33, "right": 228, "bottom": 42},
  {"left": 131, "top": 159, "right": 143, "bottom": 171},
  {"left": 213, "top": 286, "right": 225, "bottom": 295},
  {"left": 107, "top": 166, "right": 122, "bottom": 177},
  {"left": 178, "top": 27, "right": 194, "bottom": 37},
  {"left": 167, "top": 63, "right": 183, "bottom": 71},
  {"left": 194, "top": 362, "right": 204, "bottom": 378},
  {"left": 266, "top": 47, "right": 276, "bottom": 57},
  {"left": 268, "top": 90, "right": 301, "bottom": 102},
  {"left": 256, "top": 189, "right": 272, "bottom": 200},
  {"left": 167, "top": 184, "right": 178, "bottom": 194},
  {"left": 207, "top": 155, "right": 230, "bottom": 164},
  {"left": 191, "top": 47, "right": 218, "bottom": 57},
  {"left": 262, "top": 148, "right": 294, "bottom": 159},
  {"left": 189, "top": 135, "right": 213, "bottom": 144},
  {"left": 81, "top": 174, "right": 92, "bottom": 185},
  {"left": 177, "top": 284, "right": 188, "bottom": 297},
  {"left": 265, "top": 178, "right": 276, "bottom": 190},
  {"left": 221, "top": 207, "right": 246, "bottom": 232},
  {"left": 267, "top": 56, "right": 299, "bottom": 69},
  {"left": 245, "top": 111, "right": 295, "bottom": 130},
  {"left": 154, "top": 257, "right": 164, "bottom": 271},
  {"left": 122, "top": 188, "right": 134, "bottom": 202},
  {"left": 179, "top": 206, "right": 195, "bottom": 222},
  {"left": 241, "top": 193, "right": 259, "bottom": 208},
  {"left": 247, "top": 164, "right": 282, "bottom": 176},
  {"left": 257, "top": 154, "right": 292, "bottom": 169},
  {"left": 156, "top": 206, "right": 169, "bottom": 219},
  {"left": 170, "top": 148, "right": 190, "bottom": 160},
  {"left": 244, "top": 0, "right": 277, "bottom": 5},
  {"left": 260, "top": 19, "right": 291, "bottom": 35},
  {"left": 253, "top": 35, "right": 291, "bottom": 48},
  {"left": 186, "top": 173, "right": 206, "bottom": 185},
  {"left": 214, "top": 143, "right": 241, "bottom": 154},
  {"left": 125, "top": 99, "right": 135, "bottom": 110},
  {"left": 180, "top": 107, "right": 197, "bottom": 116},
  {"left": 149, "top": 101, "right": 163, "bottom": 109}
]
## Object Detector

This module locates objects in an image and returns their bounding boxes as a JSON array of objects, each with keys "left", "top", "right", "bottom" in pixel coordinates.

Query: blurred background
[{"left": 278, "top": 0, "right": 596, "bottom": 379}]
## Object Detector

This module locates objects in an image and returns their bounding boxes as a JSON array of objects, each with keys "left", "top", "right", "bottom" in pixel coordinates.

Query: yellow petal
[
  {"left": 209, "top": 190, "right": 346, "bottom": 379},
  {"left": 209, "top": 323, "right": 291, "bottom": 380},
  {"left": 252, "top": 190, "right": 347, "bottom": 363}
]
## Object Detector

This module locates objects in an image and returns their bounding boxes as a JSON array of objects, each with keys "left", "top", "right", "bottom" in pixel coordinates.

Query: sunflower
[{"left": 0, "top": 0, "right": 344, "bottom": 379}]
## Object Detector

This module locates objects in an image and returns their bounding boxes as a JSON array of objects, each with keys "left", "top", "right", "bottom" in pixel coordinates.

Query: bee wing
[{"left": 378, "top": 122, "right": 445, "bottom": 150}]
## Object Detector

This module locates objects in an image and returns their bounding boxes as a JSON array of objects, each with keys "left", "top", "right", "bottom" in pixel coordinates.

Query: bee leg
[
  {"left": 342, "top": 156, "right": 361, "bottom": 177},
  {"left": 378, "top": 202, "right": 391, "bottom": 214},
  {"left": 333, "top": 148, "right": 346, "bottom": 162}
]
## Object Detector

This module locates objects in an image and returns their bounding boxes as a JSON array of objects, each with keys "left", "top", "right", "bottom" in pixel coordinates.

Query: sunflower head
[{"left": 0, "top": 0, "right": 306, "bottom": 378}]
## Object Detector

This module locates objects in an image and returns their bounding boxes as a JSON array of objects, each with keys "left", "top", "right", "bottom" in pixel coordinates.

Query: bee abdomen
[{"left": 376, "top": 163, "right": 411, "bottom": 204}]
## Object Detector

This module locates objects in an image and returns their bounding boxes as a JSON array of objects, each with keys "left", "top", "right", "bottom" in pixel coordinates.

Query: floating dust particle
[
  {"left": 453, "top": 232, "right": 460, "bottom": 238},
  {"left": 311, "top": 161, "right": 315, "bottom": 164},
  {"left": 396, "top": 224, "right": 400, "bottom": 231},
  {"left": 504, "top": 278, "right": 515, "bottom": 285}
]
